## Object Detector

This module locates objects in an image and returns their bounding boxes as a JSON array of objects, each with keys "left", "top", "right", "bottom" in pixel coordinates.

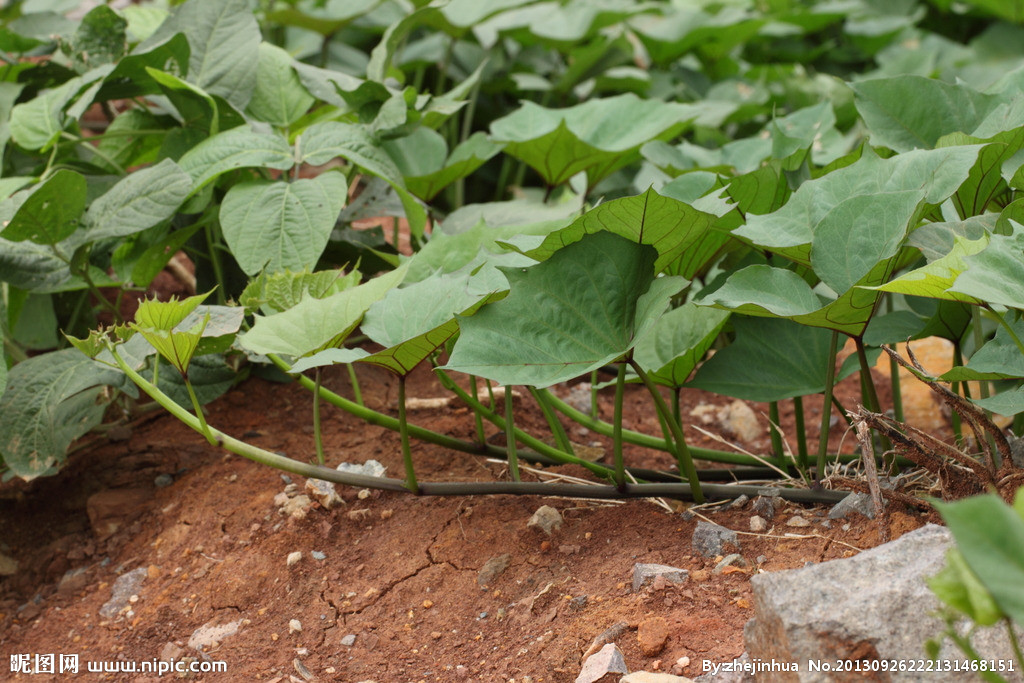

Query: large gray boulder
[{"left": 745, "top": 524, "right": 1021, "bottom": 682}]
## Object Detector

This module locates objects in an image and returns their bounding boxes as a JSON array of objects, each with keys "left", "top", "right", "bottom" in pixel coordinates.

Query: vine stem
[
  {"left": 183, "top": 374, "right": 215, "bottom": 445},
  {"left": 313, "top": 368, "right": 326, "bottom": 465},
  {"left": 397, "top": 376, "right": 419, "bottom": 493},
  {"left": 505, "top": 386, "right": 520, "bottom": 482},
  {"left": 528, "top": 386, "right": 573, "bottom": 454},
  {"left": 612, "top": 362, "right": 627, "bottom": 491},
  {"left": 346, "top": 364, "right": 363, "bottom": 406},
  {"left": 816, "top": 330, "right": 839, "bottom": 477},
  {"left": 629, "top": 359, "right": 704, "bottom": 504},
  {"left": 471, "top": 375, "right": 487, "bottom": 443}
]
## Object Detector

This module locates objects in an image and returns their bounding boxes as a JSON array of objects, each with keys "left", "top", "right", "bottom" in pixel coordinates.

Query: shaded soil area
[{"left": 0, "top": 362, "right": 934, "bottom": 682}]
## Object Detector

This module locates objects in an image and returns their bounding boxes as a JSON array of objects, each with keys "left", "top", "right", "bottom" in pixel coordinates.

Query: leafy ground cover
[{"left": 2, "top": 0, "right": 1024, "bottom": 677}]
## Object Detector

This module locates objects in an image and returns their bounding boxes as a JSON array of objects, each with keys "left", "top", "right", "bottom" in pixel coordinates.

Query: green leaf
[
  {"left": 220, "top": 173, "right": 347, "bottom": 276},
  {"left": 134, "top": 315, "right": 208, "bottom": 376},
  {"left": 62, "top": 5, "right": 127, "bottom": 72},
  {"left": 97, "top": 32, "right": 190, "bottom": 101},
  {"left": 852, "top": 76, "right": 1004, "bottom": 152},
  {"left": 972, "top": 386, "right": 1024, "bottom": 417},
  {"left": 490, "top": 93, "right": 703, "bottom": 188},
  {"left": 266, "top": 0, "right": 383, "bottom": 35},
  {"left": 178, "top": 125, "right": 294, "bottom": 190},
  {"left": 2, "top": 171, "right": 87, "bottom": 245},
  {"left": 8, "top": 77, "right": 81, "bottom": 151},
  {"left": 443, "top": 232, "right": 686, "bottom": 388},
  {"left": 383, "top": 130, "right": 503, "bottom": 201},
  {"left": 510, "top": 187, "right": 721, "bottom": 274},
  {"left": 366, "top": 4, "right": 439, "bottom": 83},
  {"left": 239, "top": 268, "right": 361, "bottom": 315},
  {"left": 869, "top": 234, "right": 989, "bottom": 304},
  {"left": 239, "top": 263, "right": 410, "bottom": 358},
  {"left": 94, "top": 109, "right": 167, "bottom": 171},
  {"left": 246, "top": 43, "right": 315, "bottom": 128},
  {"left": 297, "top": 121, "right": 426, "bottom": 239},
  {"left": 934, "top": 494, "right": 1024, "bottom": 625},
  {"left": 149, "top": 352, "right": 238, "bottom": 407},
  {"left": 134, "top": 291, "right": 211, "bottom": 331},
  {"left": 0, "top": 348, "right": 123, "bottom": 480},
  {"left": 689, "top": 316, "right": 866, "bottom": 402},
  {"left": 82, "top": 159, "right": 192, "bottom": 241},
  {"left": 928, "top": 549, "right": 1003, "bottom": 626},
  {"left": 942, "top": 318, "right": 1024, "bottom": 381},
  {"left": 951, "top": 228, "right": 1024, "bottom": 309},
  {"left": 632, "top": 303, "right": 730, "bottom": 388},
  {"left": 144, "top": 0, "right": 260, "bottom": 112}
]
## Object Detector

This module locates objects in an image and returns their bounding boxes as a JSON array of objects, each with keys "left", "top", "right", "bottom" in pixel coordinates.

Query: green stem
[
  {"left": 817, "top": 330, "right": 840, "bottom": 477},
  {"left": 986, "top": 305, "right": 1024, "bottom": 357},
  {"left": 886, "top": 297, "right": 904, "bottom": 423},
  {"left": 183, "top": 375, "right": 216, "bottom": 445},
  {"left": 971, "top": 306, "right": 1000, "bottom": 463},
  {"left": 313, "top": 368, "right": 326, "bottom": 466},
  {"left": 346, "top": 363, "right": 363, "bottom": 406},
  {"left": 629, "top": 360, "right": 704, "bottom": 504},
  {"left": 612, "top": 362, "right": 627, "bottom": 491},
  {"left": 397, "top": 375, "right": 419, "bottom": 493},
  {"left": 528, "top": 386, "right": 573, "bottom": 455},
  {"left": 590, "top": 369, "right": 600, "bottom": 418},
  {"left": 1008, "top": 618, "right": 1024, "bottom": 673},
  {"left": 505, "top": 386, "right": 520, "bottom": 482},
  {"left": 61, "top": 133, "right": 126, "bottom": 175},
  {"left": 768, "top": 401, "right": 784, "bottom": 465},
  {"left": 204, "top": 223, "right": 228, "bottom": 305},
  {"left": 793, "top": 395, "right": 808, "bottom": 471},
  {"left": 152, "top": 354, "right": 160, "bottom": 388},
  {"left": 471, "top": 375, "right": 487, "bottom": 444},
  {"left": 672, "top": 387, "right": 681, "bottom": 426},
  {"left": 435, "top": 370, "right": 614, "bottom": 478},
  {"left": 951, "top": 343, "right": 964, "bottom": 442},
  {"left": 855, "top": 336, "right": 892, "bottom": 457}
]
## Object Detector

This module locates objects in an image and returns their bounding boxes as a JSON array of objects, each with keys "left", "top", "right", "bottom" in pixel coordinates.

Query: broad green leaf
[
  {"left": 852, "top": 76, "right": 1003, "bottom": 152},
  {"left": 863, "top": 297, "right": 972, "bottom": 346},
  {"left": 490, "top": 93, "right": 702, "bottom": 188},
  {"left": 2, "top": 171, "right": 86, "bottom": 245},
  {"left": 941, "top": 127, "right": 1024, "bottom": 219},
  {"left": 220, "top": 173, "right": 347, "bottom": 276},
  {"left": 95, "top": 109, "right": 167, "bottom": 171},
  {"left": 297, "top": 121, "right": 426, "bottom": 238},
  {"left": 96, "top": 32, "right": 190, "bottom": 101},
  {"left": 266, "top": 0, "right": 382, "bottom": 35},
  {"left": 632, "top": 304, "right": 730, "bottom": 387},
  {"left": 292, "top": 61, "right": 390, "bottom": 112},
  {"left": 356, "top": 271, "right": 506, "bottom": 375},
  {"left": 942, "top": 318, "right": 1024, "bottom": 381},
  {"left": 869, "top": 234, "right": 989, "bottom": 304},
  {"left": 928, "top": 549, "right": 1003, "bottom": 627},
  {"left": 0, "top": 348, "right": 123, "bottom": 480},
  {"left": 907, "top": 216, "right": 994, "bottom": 262},
  {"left": 697, "top": 265, "right": 822, "bottom": 319},
  {"left": 145, "top": 67, "right": 222, "bottom": 134},
  {"left": 239, "top": 263, "right": 409, "bottom": 358},
  {"left": 735, "top": 146, "right": 982, "bottom": 263},
  {"left": 0, "top": 357, "right": 5, "bottom": 397},
  {"left": 367, "top": 4, "right": 439, "bottom": 82},
  {"left": 239, "top": 268, "right": 361, "bottom": 315},
  {"left": 61, "top": 5, "right": 126, "bottom": 72},
  {"left": 288, "top": 347, "right": 369, "bottom": 374},
  {"left": 135, "top": 291, "right": 210, "bottom": 331},
  {"left": 83, "top": 159, "right": 192, "bottom": 241},
  {"left": 972, "top": 386, "right": 1024, "bottom": 417},
  {"left": 951, "top": 229, "right": 1024, "bottom": 309},
  {"left": 246, "top": 43, "right": 315, "bottom": 128},
  {"left": 935, "top": 494, "right": 1024, "bottom": 625},
  {"left": 178, "top": 125, "right": 294, "bottom": 190},
  {"left": 511, "top": 187, "right": 721, "bottom": 273},
  {"left": 134, "top": 315, "right": 208, "bottom": 375},
  {"left": 383, "top": 130, "right": 503, "bottom": 201},
  {"left": 8, "top": 77, "right": 81, "bottom": 151},
  {"left": 144, "top": 0, "right": 260, "bottom": 111},
  {"left": 689, "top": 316, "right": 868, "bottom": 402},
  {"left": 443, "top": 232, "right": 686, "bottom": 388}
]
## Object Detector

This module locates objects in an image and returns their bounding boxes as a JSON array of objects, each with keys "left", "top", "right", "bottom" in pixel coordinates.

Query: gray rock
[
  {"left": 692, "top": 520, "right": 739, "bottom": 557},
  {"left": 99, "top": 567, "right": 147, "bottom": 619},
  {"left": 160, "top": 641, "right": 184, "bottom": 662},
  {"left": 188, "top": 619, "right": 241, "bottom": 652},
  {"left": 828, "top": 492, "right": 876, "bottom": 520},
  {"left": 727, "top": 494, "right": 750, "bottom": 510},
  {"left": 154, "top": 473, "right": 174, "bottom": 488},
  {"left": 564, "top": 382, "right": 593, "bottom": 414},
  {"left": 575, "top": 643, "right": 628, "bottom": 683},
  {"left": 632, "top": 563, "right": 688, "bottom": 592},
  {"left": 527, "top": 505, "right": 563, "bottom": 535},
  {"left": 478, "top": 553, "right": 511, "bottom": 589},
  {"left": 785, "top": 515, "right": 810, "bottom": 528},
  {"left": 341, "top": 634, "right": 356, "bottom": 647},
  {"left": 749, "top": 515, "right": 767, "bottom": 532},
  {"left": 751, "top": 496, "right": 776, "bottom": 520},
  {"left": 745, "top": 524, "right": 1022, "bottom": 681},
  {"left": 57, "top": 567, "right": 89, "bottom": 595},
  {"left": 311, "top": 550, "right": 326, "bottom": 561},
  {"left": 336, "top": 459, "right": 387, "bottom": 478}
]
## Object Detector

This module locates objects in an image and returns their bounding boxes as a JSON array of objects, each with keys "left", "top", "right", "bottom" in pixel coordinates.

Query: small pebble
[
  {"left": 286, "top": 551, "right": 302, "bottom": 567},
  {"left": 288, "top": 619, "right": 302, "bottom": 634},
  {"left": 154, "top": 474, "right": 174, "bottom": 488},
  {"left": 340, "top": 634, "right": 356, "bottom": 647},
  {"left": 786, "top": 515, "right": 811, "bottom": 527},
  {"left": 311, "top": 551, "right": 326, "bottom": 561},
  {"left": 749, "top": 515, "right": 767, "bottom": 532},
  {"left": 756, "top": 555, "right": 768, "bottom": 564}
]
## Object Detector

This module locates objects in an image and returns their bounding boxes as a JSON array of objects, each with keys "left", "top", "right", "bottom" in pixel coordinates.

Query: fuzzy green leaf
[
  {"left": 83, "top": 159, "right": 192, "bottom": 241},
  {"left": 2, "top": 171, "right": 86, "bottom": 245},
  {"left": 178, "top": 125, "right": 294, "bottom": 190}
]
